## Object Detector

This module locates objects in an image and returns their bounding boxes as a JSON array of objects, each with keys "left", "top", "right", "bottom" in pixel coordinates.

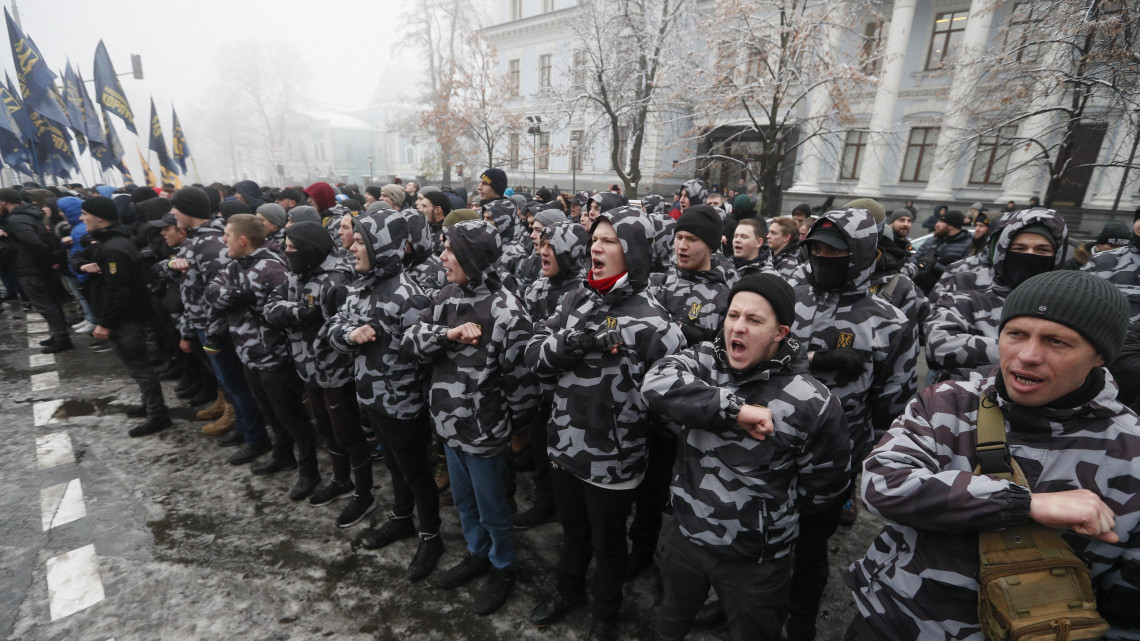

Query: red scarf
[{"left": 587, "top": 269, "right": 626, "bottom": 294}]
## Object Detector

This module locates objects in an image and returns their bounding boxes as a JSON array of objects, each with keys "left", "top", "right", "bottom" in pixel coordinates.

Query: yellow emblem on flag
[
  {"left": 108, "top": 262, "right": 118, "bottom": 275},
  {"left": 837, "top": 331, "right": 855, "bottom": 348},
  {"left": 688, "top": 303, "right": 702, "bottom": 321}
]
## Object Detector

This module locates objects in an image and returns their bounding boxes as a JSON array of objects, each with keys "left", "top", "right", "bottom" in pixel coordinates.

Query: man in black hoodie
[
  {"left": 1, "top": 188, "right": 72, "bottom": 352},
  {"left": 73, "top": 196, "right": 171, "bottom": 436}
]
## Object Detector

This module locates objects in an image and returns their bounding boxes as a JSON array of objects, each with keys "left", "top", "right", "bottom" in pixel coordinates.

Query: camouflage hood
[
  {"left": 353, "top": 209, "right": 408, "bottom": 279},
  {"left": 543, "top": 220, "right": 589, "bottom": 279},
  {"left": 807, "top": 207, "right": 880, "bottom": 292},
  {"left": 591, "top": 205, "right": 653, "bottom": 293},
  {"left": 483, "top": 196, "right": 519, "bottom": 242},
  {"left": 400, "top": 208, "right": 435, "bottom": 268},
  {"left": 989, "top": 208, "right": 1069, "bottom": 285},
  {"left": 445, "top": 219, "right": 503, "bottom": 290},
  {"left": 590, "top": 191, "right": 625, "bottom": 214}
]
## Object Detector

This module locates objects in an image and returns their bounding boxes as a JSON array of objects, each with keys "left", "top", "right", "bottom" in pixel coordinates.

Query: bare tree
[
  {"left": 677, "top": 0, "right": 879, "bottom": 217},
  {"left": 958, "top": 0, "right": 1140, "bottom": 209},
  {"left": 448, "top": 33, "right": 525, "bottom": 169}
]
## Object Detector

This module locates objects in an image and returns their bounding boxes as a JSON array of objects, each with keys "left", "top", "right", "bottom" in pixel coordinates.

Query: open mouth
[
  {"left": 1011, "top": 371, "right": 1044, "bottom": 386},
  {"left": 593, "top": 259, "right": 605, "bottom": 271},
  {"left": 729, "top": 339, "right": 747, "bottom": 359},
  {"left": 541, "top": 258, "right": 552, "bottom": 270}
]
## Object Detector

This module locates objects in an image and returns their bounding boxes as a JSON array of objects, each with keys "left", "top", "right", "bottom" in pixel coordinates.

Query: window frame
[
  {"left": 968, "top": 125, "right": 1018, "bottom": 186},
  {"left": 839, "top": 130, "right": 868, "bottom": 180},
  {"left": 900, "top": 127, "right": 939, "bottom": 183},
  {"left": 508, "top": 59, "right": 520, "bottom": 96},
  {"left": 926, "top": 10, "right": 969, "bottom": 70}
]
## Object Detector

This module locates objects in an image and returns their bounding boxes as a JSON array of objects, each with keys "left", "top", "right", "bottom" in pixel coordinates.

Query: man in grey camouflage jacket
[
  {"left": 323, "top": 210, "right": 443, "bottom": 582},
  {"left": 476, "top": 168, "right": 527, "bottom": 293},
  {"left": 925, "top": 208, "right": 1069, "bottom": 383},
  {"left": 206, "top": 214, "right": 322, "bottom": 501},
  {"left": 263, "top": 222, "right": 374, "bottom": 528},
  {"left": 789, "top": 207, "right": 918, "bottom": 641},
  {"left": 524, "top": 206, "right": 684, "bottom": 641},
  {"left": 642, "top": 273, "right": 851, "bottom": 641},
  {"left": 401, "top": 209, "right": 448, "bottom": 298},
  {"left": 402, "top": 220, "right": 541, "bottom": 615},
  {"left": 1082, "top": 213, "right": 1140, "bottom": 323},
  {"left": 846, "top": 270, "right": 1140, "bottom": 641}
]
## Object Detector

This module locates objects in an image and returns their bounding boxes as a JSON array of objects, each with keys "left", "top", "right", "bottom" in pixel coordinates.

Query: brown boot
[
  {"left": 202, "top": 402, "right": 235, "bottom": 436},
  {"left": 196, "top": 390, "right": 226, "bottom": 420}
]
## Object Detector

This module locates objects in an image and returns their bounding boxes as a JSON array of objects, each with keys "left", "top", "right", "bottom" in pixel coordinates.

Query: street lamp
[
  {"left": 570, "top": 134, "right": 580, "bottom": 193},
  {"left": 367, "top": 155, "right": 374, "bottom": 185},
  {"left": 526, "top": 115, "right": 542, "bottom": 194}
]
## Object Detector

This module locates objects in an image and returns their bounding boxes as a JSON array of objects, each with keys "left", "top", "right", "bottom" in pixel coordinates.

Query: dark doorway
[{"left": 1052, "top": 122, "right": 1107, "bottom": 207}]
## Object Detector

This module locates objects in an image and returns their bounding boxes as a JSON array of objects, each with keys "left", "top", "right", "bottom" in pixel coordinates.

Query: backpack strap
[{"left": 975, "top": 393, "right": 1015, "bottom": 481}]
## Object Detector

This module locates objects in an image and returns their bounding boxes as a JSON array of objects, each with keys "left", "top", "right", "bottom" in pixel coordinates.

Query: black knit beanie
[
  {"left": 82, "top": 196, "right": 119, "bottom": 222},
  {"left": 479, "top": 168, "right": 508, "bottom": 196},
  {"left": 675, "top": 204, "right": 723, "bottom": 252},
  {"left": 1000, "top": 270, "right": 1129, "bottom": 363},
  {"left": 730, "top": 273, "right": 796, "bottom": 327},
  {"left": 171, "top": 187, "right": 211, "bottom": 219}
]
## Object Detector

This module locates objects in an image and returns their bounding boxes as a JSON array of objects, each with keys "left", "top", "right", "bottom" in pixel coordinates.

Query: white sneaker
[{"left": 71, "top": 320, "right": 95, "bottom": 333}]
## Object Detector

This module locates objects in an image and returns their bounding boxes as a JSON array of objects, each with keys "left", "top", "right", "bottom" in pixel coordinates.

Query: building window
[
  {"left": 509, "top": 59, "right": 520, "bottom": 96},
  {"left": 900, "top": 127, "right": 939, "bottom": 182},
  {"left": 839, "top": 130, "right": 867, "bottom": 180},
  {"left": 1004, "top": 3, "right": 1044, "bottom": 63},
  {"left": 538, "top": 133, "right": 551, "bottom": 170},
  {"left": 926, "top": 10, "right": 968, "bottom": 70},
  {"left": 570, "top": 130, "right": 583, "bottom": 171},
  {"left": 542, "top": 0, "right": 555, "bottom": 11},
  {"left": 861, "top": 20, "right": 886, "bottom": 74},
  {"left": 969, "top": 126, "right": 1017, "bottom": 185},
  {"left": 509, "top": 133, "right": 520, "bottom": 169},
  {"left": 510, "top": 0, "right": 522, "bottom": 20},
  {"left": 572, "top": 50, "right": 588, "bottom": 87},
  {"left": 539, "top": 54, "right": 552, "bottom": 89}
]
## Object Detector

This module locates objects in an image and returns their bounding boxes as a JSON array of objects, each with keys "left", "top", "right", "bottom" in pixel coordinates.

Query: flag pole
[{"left": 192, "top": 157, "right": 202, "bottom": 184}]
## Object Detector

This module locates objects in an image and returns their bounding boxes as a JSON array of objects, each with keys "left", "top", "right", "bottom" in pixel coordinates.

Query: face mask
[
  {"left": 1002, "top": 251, "right": 1054, "bottom": 288},
  {"left": 808, "top": 254, "right": 849, "bottom": 291},
  {"left": 285, "top": 250, "right": 310, "bottom": 274}
]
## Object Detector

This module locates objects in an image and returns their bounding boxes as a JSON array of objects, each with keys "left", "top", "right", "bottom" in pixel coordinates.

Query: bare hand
[
  {"left": 92, "top": 325, "right": 110, "bottom": 340},
  {"left": 446, "top": 322, "right": 482, "bottom": 345},
  {"left": 169, "top": 258, "right": 189, "bottom": 272},
  {"left": 737, "top": 405, "right": 774, "bottom": 441},
  {"left": 80, "top": 263, "right": 101, "bottom": 274},
  {"left": 349, "top": 325, "right": 377, "bottom": 344},
  {"left": 179, "top": 339, "right": 193, "bottom": 353},
  {"left": 61, "top": 236, "right": 72, "bottom": 245},
  {"left": 1029, "top": 489, "right": 1118, "bottom": 543}
]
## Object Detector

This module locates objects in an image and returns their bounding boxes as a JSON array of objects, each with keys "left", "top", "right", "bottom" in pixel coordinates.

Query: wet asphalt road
[{"left": 0, "top": 303, "right": 886, "bottom": 641}]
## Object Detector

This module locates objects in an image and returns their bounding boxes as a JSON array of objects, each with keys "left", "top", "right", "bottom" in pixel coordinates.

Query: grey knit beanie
[
  {"left": 1000, "top": 271, "right": 1129, "bottom": 362},
  {"left": 534, "top": 209, "right": 568, "bottom": 228},
  {"left": 256, "top": 203, "right": 288, "bottom": 228}
]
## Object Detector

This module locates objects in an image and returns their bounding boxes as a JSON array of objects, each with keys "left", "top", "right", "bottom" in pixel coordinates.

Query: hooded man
[
  {"left": 525, "top": 206, "right": 685, "bottom": 641},
  {"left": 642, "top": 274, "right": 851, "bottom": 641},
  {"left": 583, "top": 191, "right": 624, "bottom": 233},
  {"left": 1082, "top": 211, "right": 1140, "bottom": 322},
  {"left": 398, "top": 208, "right": 448, "bottom": 299},
  {"left": 847, "top": 270, "right": 1140, "bottom": 641},
  {"left": 671, "top": 178, "right": 708, "bottom": 220},
  {"left": 263, "top": 222, "right": 370, "bottom": 527},
  {"left": 233, "top": 180, "right": 265, "bottom": 210},
  {"left": 926, "top": 208, "right": 1070, "bottom": 383},
  {"left": 788, "top": 207, "right": 918, "bottom": 641},
  {"left": 205, "top": 214, "right": 322, "bottom": 498},
  {"left": 516, "top": 221, "right": 590, "bottom": 529},
  {"left": 869, "top": 222, "right": 929, "bottom": 341},
  {"left": 418, "top": 190, "right": 451, "bottom": 256},
  {"left": 72, "top": 196, "right": 171, "bottom": 436},
  {"left": 324, "top": 210, "right": 442, "bottom": 582},
  {"left": 402, "top": 220, "right": 541, "bottom": 615}
]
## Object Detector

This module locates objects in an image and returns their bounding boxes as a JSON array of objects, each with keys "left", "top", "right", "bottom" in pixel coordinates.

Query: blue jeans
[
  {"left": 61, "top": 275, "right": 96, "bottom": 323},
  {"left": 444, "top": 445, "right": 515, "bottom": 570},
  {"left": 197, "top": 329, "right": 268, "bottom": 447}
]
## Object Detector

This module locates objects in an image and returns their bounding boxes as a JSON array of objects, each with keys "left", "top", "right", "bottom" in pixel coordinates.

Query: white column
[
  {"left": 789, "top": 24, "right": 843, "bottom": 194},
  {"left": 917, "top": 0, "right": 1000, "bottom": 201},
  {"left": 1081, "top": 112, "right": 1139, "bottom": 211},
  {"left": 854, "top": 0, "right": 917, "bottom": 196}
]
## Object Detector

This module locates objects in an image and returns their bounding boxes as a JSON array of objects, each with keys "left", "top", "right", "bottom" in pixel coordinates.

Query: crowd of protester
[{"left": 0, "top": 172, "right": 1137, "bottom": 641}]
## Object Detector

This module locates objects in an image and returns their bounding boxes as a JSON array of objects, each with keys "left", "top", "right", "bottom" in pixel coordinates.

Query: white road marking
[
  {"left": 29, "top": 353, "right": 55, "bottom": 368},
  {"left": 35, "top": 433, "right": 74, "bottom": 469},
  {"left": 31, "top": 371, "right": 60, "bottom": 391},
  {"left": 41, "top": 479, "right": 86, "bottom": 531},
  {"left": 26, "top": 321, "right": 49, "bottom": 334},
  {"left": 33, "top": 400, "right": 63, "bottom": 426},
  {"left": 45, "top": 544, "right": 105, "bottom": 620},
  {"left": 27, "top": 335, "right": 42, "bottom": 349}
]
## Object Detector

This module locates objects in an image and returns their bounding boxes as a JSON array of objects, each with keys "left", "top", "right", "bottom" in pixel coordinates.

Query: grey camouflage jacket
[
  {"left": 204, "top": 246, "right": 291, "bottom": 370},
  {"left": 524, "top": 207, "right": 685, "bottom": 485},
  {"left": 791, "top": 208, "right": 917, "bottom": 462},
  {"left": 401, "top": 209, "right": 448, "bottom": 298},
  {"left": 524, "top": 221, "right": 588, "bottom": 325},
  {"left": 847, "top": 373, "right": 1140, "bottom": 640},
  {"left": 324, "top": 211, "right": 431, "bottom": 419},
  {"left": 648, "top": 256, "right": 739, "bottom": 347},
  {"left": 925, "top": 209, "right": 1068, "bottom": 382},
  {"left": 642, "top": 336, "right": 851, "bottom": 560},
  {"left": 1083, "top": 244, "right": 1140, "bottom": 323},
  {"left": 402, "top": 221, "right": 541, "bottom": 457},
  {"left": 263, "top": 254, "right": 355, "bottom": 387},
  {"left": 480, "top": 196, "right": 527, "bottom": 292},
  {"left": 164, "top": 218, "right": 228, "bottom": 340},
  {"left": 772, "top": 241, "right": 803, "bottom": 279}
]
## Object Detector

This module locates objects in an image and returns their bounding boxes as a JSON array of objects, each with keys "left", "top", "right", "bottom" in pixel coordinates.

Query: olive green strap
[{"left": 975, "top": 394, "right": 1015, "bottom": 481}]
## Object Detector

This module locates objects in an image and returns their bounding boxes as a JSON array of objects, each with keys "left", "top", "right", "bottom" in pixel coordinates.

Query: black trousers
[
  {"left": 108, "top": 321, "right": 166, "bottom": 418},
  {"left": 785, "top": 494, "right": 847, "bottom": 641},
  {"left": 526, "top": 402, "right": 554, "bottom": 511},
  {"left": 305, "top": 382, "right": 371, "bottom": 495},
  {"left": 629, "top": 428, "right": 676, "bottom": 554},
  {"left": 550, "top": 465, "right": 636, "bottom": 623},
  {"left": 366, "top": 409, "right": 440, "bottom": 534},
  {"left": 656, "top": 518, "right": 791, "bottom": 641},
  {"left": 19, "top": 274, "right": 69, "bottom": 340},
  {"left": 244, "top": 364, "right": 318, "bottom": 476}
]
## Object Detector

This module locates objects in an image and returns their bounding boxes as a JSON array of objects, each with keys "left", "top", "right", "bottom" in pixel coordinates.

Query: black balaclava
[
  {"left": 1002, "top": 225, "right": 1056, "bottom": 288},
  {"left": 283, "top": 221, "right": 334, "bottom": 274},
  {"left": 808, "top": 254, "right": 849, "bottom": 291}
]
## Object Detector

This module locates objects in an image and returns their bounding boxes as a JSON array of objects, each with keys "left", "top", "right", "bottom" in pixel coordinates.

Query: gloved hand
[
  {"left": 810, "top": 348, "right": 865, "bottom": 386},
  {"left": 229, "top": 290, "right": 257, "bottom": 309},
  {"left": 680, "top": 323, "right": 714, "bottom": 347},
  {"left": 579, "top": 326, "right": 623, "bottom": 352},
  {"left": 300, "top": 305, "right": 324, "bottom": 328}
]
